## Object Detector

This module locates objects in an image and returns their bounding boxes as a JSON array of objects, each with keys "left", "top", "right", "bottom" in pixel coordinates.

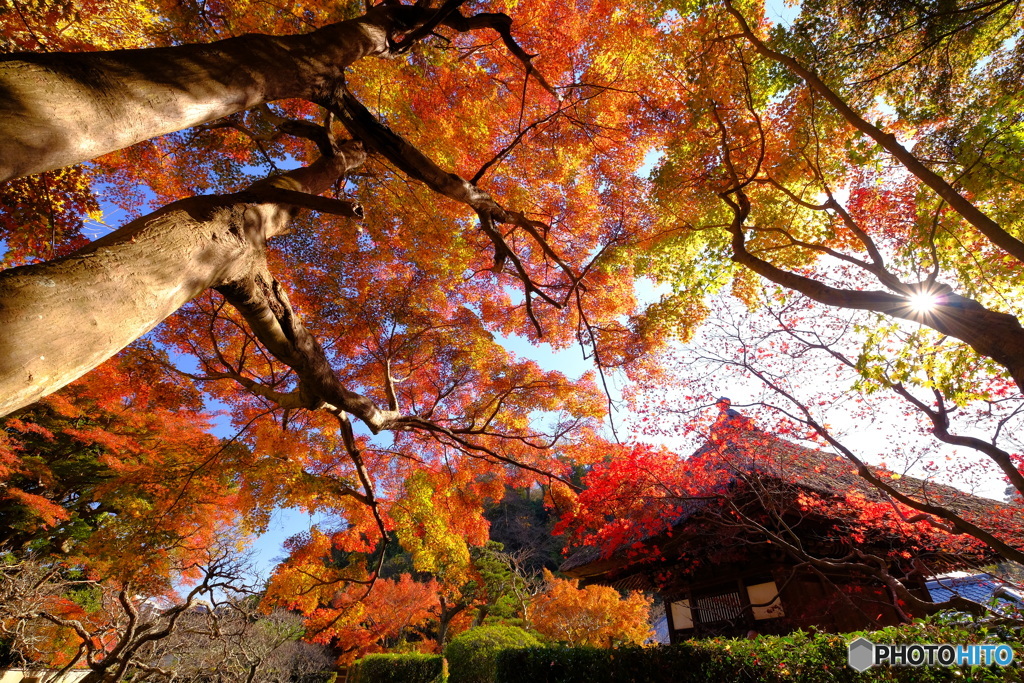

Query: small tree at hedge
[{"left": 528, "top": 570, "right": 652, "bottom": 647}]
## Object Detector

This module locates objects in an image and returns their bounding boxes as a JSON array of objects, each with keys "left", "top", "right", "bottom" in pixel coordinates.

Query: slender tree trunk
[
  {"left": 0, "top": 153, "right": 357, "bottom": 416},
  {"left": 0, "top": 6, "right": 424, "bottom": 181},
  {"left": 436, "top": 597, "right": 468, "bottom": 647}
]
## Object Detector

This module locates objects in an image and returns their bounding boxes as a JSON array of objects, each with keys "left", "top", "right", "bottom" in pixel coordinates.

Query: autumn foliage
[
  {"left": 557, "top": 423, "right": 1001, "bottom": 580},
  {"left": 0, "top": 347, "right": 240, "bottom": 585},
  {"left": 529, "top": 570, "right": 652, "bottom": 647},
  {"left": 3, "top": 0, "right": 1024, "bottom": 675},
  {"left": 297, "top": 573, "right": 440, "bottom": 664}
]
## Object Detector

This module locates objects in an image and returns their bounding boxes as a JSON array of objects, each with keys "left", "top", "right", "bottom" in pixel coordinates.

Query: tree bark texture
[
  {"left": 0, "top": 152, "right": 359, "bottom": 416},
  {"left": 0, "top": 7, "right": 414, "bottom": 181},
  {"left": 0, "top": 3, "right": 533, "bottom": 418}
]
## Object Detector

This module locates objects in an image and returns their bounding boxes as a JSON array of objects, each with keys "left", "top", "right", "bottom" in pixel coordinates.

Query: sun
[{"left": 907, "top": 291, "right": 940, "bottom": 314}]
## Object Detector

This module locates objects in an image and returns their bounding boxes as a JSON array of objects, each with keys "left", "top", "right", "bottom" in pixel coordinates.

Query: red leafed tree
[
  {"left": 634, "top": 0, "right": 1024, "bottom": 568},
  {"left": 269, "top": 572, "right": 439, "bottom": 665},
  {"left": 5, "top": 0, "right": 1024, "bottom": 663},
  {"left": 0, "top": 0, "right": 661, "bottom": 418},
  {"left": 0, "top": 346, "right": 244, "bottom": 583},
  {"left": 628, "top": 295, "right": 1024, "bottom": 568},
  {"left": 558, "top": 418, "right": 1017, "bottom": 620},
  {"left": 0, "top": 0, "right": 654, "bottom": 639}
]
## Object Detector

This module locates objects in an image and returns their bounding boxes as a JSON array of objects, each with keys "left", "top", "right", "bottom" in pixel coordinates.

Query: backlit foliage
[
  {"left": 558, "top": 426, "right": 1000, "bottom": 579},
  {"left": 0, "top": 348, "right": 241, "bottom": 587}
]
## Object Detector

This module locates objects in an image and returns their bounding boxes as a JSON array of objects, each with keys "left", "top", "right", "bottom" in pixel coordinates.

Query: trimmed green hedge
[
  {"left": 494, "top": 622, "right": 1024, "bottom": 683},
  {"left": 348, "top": 621, "right": 1022, "bottom": 683},
  {"left": 446, "top": 625, "right": 542, "bottom": 683},
  {"left": 350, "top": 653, "right": 443, "bottom": 683}
]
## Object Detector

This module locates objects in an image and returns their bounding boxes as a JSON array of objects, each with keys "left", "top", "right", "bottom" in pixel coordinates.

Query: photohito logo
[{"left": 847, "top": 637, "right": 1015, "bottom": 672}]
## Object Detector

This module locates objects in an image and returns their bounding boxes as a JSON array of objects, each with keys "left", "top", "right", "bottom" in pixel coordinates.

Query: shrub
[
  {"left": 495, "top": 646, "right": 702, "bottom": 683},
  {"left": 446, "top": 625, "right": 541, "bottom": 683},
  {"left": 352, "top": 653, "right": 443, "bottom": 683},
  {"left": 300, "top": 674, "right": 337, "bottom": 683},
  {"left": 494, "top": 622, "right": 1024, "bottom": 683}
]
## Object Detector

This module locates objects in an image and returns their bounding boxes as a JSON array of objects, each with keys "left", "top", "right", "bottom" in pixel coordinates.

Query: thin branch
[{"left": 723, "top": 0, "right": 1024, "bottom": 263}]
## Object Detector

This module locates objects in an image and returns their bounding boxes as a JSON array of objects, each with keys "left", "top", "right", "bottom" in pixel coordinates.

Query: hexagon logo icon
[{"left": 848, "top": 637, "right": 875, "bottom": 672}]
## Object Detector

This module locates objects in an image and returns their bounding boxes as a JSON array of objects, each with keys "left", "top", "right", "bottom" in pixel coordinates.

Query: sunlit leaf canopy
[
  {"left": 0, "top": 0, "right": 677, "bottom": 596},
  {"left": 3, "top": 0, "right": 1024, "bottom": 629},
  {"left": 645, "top": 0, "right": 1024, "bottom": 383},
  {"left": 632, "top": 0, "right": 1024, "bottom": 506}
]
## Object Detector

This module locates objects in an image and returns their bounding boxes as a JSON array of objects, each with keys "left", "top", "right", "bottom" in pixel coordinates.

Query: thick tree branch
[
  {"left": 240, "top": 187, "right": 363, "bottom": 219},
  {"left": 0, "top": 4, "right": 448, "bottom": 181},
  {"left": 0, "top": 140, "right": 366, "bottom": 416},
  {"left": 440, "top": 11, "right": 559, "bottom": 98},
  {"left": 391, "top": 0, "right": 468, "bottom": 52},
  {"left": 214, "top": 267, "right": 403, "bottom": 433},
  {"left": 721, "top": 188, "right": 1024, "bottom": 391},
  {"left": 322, "top": 84, "right": 578, "bottom": 335}
]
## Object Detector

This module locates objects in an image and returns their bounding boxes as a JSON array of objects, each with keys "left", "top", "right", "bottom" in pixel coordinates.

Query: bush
[
  {"left": 352, "top": 653, "right": 443, "bottom": 683},
  {"left": 494, "top": 622, "right": 1024, "bottom": 683},
  {"left": 446, "top": 625, "right": 541, "bottom": 683},
  {"left": 299, "top": 674, "right": 337, "bottom": 683},
  {"left": 496, "top": 646, "right": 711, "bottom": 683}
]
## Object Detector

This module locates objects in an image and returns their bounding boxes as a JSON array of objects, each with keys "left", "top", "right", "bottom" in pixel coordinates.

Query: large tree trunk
[
  {"left": 0, "top": 6, "right": 423, "bottom": 181},
  {"left": 0, "top": 153, "right": 357, "bottom": 416}
]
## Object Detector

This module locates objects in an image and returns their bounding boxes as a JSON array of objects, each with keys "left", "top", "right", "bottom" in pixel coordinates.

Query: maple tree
[
  {"left": 628, "top": 0, "right": 1024, "bottom": 568},
  {"left": 264, "top": 535, "right": 544, "bottom": 661},
  {"left": 527, "top": 569, "right": 652, "bottom": 647},
  {"left": 0, "top": 346, "right": 245, "bottom": 581},
  {"left": 4, "top": 0, "right": 1024, "bottom": 664},
  {"left": 0, "top": 0, "right": 659, "bottom": 581},
  {"left": 559, "top": 420, "right": 1019, "bottom": 623},
  {"left": 644, "top": 0, "right": 1024, "bottom": 380},
  {"left": 303, "top": 572, "right": 440, "bottom": 664},
  {"left": 0, "top": 0, "right": 653, "bottom": 645},
  {"left": 0, "top": 0, "right": 657, "bottom": 416}
]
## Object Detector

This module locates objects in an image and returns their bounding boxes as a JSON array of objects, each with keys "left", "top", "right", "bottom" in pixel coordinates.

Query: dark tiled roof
[{"left": 927, "top": 575, "right": 1005, "bottom": 604}]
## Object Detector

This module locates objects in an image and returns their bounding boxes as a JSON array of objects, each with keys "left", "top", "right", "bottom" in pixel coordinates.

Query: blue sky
[{"left": 245, "top": 331, "right": 602, "bottom": 580}]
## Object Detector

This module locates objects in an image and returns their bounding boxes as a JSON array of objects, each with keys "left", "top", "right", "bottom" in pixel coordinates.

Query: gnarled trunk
[
  {"left": 0, "top": 153, "right": 356, "bottom": 416},
  {"left": 0, "top": 7, "right": 411, "bottom": 181}
]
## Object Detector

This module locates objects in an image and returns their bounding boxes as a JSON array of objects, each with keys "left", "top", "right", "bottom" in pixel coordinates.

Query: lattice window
[{"left": 693, "top": 588, "right": 744, "bottom": 624}]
